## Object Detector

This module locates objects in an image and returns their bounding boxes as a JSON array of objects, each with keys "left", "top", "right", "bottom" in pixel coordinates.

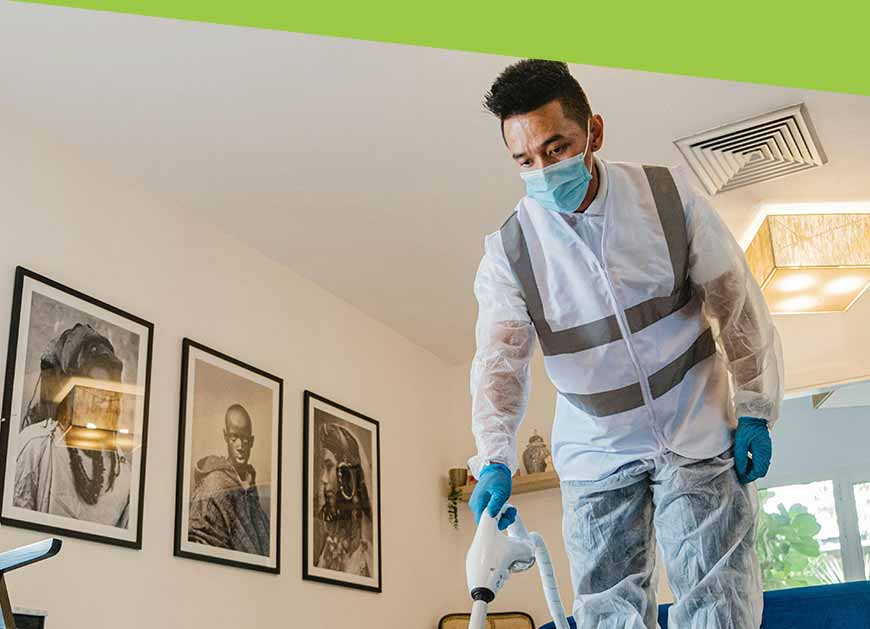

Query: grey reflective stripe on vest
[
  {"left": 625, "top": 166, "right": 693, "bottom": 333},
  {"left": 562, "top": 328, "right": 717, "bottom": 417},
  {"left": 644, "top": 165, "right": 689, "bottom": 293},
  {"left": 561, "top": 382, "right": 645, "bottom": 418},
  {"left": 500, "top": 214, "right": 622, "bottom": 356},
  {"left": 625, "top": 283, "right": 694, "bottom": 333},
  {"left": 649, "top": 327, "right": 717, "bottom": 399}
]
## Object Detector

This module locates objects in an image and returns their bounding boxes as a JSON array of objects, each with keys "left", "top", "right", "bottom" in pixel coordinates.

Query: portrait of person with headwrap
[
  {"left": 1, "top": 269, "right": 152, "bottom": 548},
  {"left": 311, "top": 410, "right": 376, "bottom": 580},
  {"left": 12, "top": 322, "right": 133, "bottom": 527}
]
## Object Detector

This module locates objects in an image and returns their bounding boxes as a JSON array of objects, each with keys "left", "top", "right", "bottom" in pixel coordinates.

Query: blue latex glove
[
  {"left": 734, "top": 417, "right": 772, "bottom": 484},
  {"left": 469, "top": 463, "right": 517, "bottom": 531}
]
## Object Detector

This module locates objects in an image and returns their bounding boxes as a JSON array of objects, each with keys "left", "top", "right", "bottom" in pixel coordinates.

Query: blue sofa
[{"left": 539, "top": 581, "right": 870, "bottom": 628}]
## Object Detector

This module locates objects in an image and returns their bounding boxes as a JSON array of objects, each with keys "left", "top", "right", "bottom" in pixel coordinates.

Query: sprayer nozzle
[
  {"left": 469, "top": 599, "right": 489, "bottom": 629},
  {"left": 470, "top": 587, "right": 495, "bottom": 603}
]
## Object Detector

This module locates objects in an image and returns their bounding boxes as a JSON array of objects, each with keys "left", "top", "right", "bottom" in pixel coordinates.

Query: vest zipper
[{"left": 598, "top": 216, "right": 667, "bottom": 449}]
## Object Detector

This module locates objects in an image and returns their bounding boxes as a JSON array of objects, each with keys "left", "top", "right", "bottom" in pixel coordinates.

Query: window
[
  {"left": 758, "top": 477, "right": 870, "bottom": 589},
  {"left": 757, "top": 481, "right": 843, "bottom": 590},
  {"left": 755, "top": 386, "right": 870, "bottom": 590},
  {"left": 854, "top": 482, "right": 870, "bottom": 579}
]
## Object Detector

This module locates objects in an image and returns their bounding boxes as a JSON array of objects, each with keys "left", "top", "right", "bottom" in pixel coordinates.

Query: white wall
[{"left": 0, "top": 114, "right": 463, "bottom": 628}]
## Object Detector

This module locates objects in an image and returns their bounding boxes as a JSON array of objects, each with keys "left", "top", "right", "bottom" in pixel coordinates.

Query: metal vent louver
[{"left": 674, "top": 103, "right": 827, "bottom": 195}]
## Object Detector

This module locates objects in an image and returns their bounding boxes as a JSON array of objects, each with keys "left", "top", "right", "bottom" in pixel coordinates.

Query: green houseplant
[{"left": 756, "top": 489, "right": 825, "bottom": 590}]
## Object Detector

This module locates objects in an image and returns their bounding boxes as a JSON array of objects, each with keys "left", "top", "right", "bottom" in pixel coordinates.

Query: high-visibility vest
[{"left": 499, "top": 161, "right": 732, "bottom": 480}]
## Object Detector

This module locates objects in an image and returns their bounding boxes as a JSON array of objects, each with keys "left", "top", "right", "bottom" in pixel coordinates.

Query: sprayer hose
[{"left": 530, "top": 532, "right": 570, "bottom": 629}]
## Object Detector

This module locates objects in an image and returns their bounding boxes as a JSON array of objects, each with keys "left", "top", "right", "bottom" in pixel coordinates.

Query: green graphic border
[{"left": 16, "top": 0, "right": 870, "bottom": 96}]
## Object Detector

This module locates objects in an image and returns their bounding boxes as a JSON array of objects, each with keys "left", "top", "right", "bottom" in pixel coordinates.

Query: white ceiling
[{"left": 2, "top": 3, "right": 870, "bottom": 364}]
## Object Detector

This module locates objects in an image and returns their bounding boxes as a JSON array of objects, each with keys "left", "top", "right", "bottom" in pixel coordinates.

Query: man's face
[
  {"left": 319, "top": 448, "right": 338, "bottom": 510},
  {"left": 503, "top": 100, "right": 601, "bottom": 171},
  {"left": 224, "top": 409, "right": 254, "bottom": 467}
]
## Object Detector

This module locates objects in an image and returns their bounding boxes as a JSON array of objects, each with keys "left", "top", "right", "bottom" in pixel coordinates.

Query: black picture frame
[
  {"left": 0, "top": 266, "right": 154, "bottom": 549},
  {"left": 174, "top": 338, "right": 283, "bottom": 574},
  {"left": 302, "top": 390, "right": 382, "bottom": 592}
]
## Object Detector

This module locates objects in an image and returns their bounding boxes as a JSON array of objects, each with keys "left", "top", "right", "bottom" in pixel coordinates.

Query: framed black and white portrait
[
  {"left": 0, "top": 266, "right": 153, "bottom": 548},
  {"left": 303, "top": 391, "right": 381, "bottom": 592},
  {"left": 174, "top": 339, "right": 282, "bottom": 573}
]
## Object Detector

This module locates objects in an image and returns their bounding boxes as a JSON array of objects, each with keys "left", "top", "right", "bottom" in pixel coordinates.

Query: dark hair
[{"left": 483, "top": 59, "right": 591, "bottom": 128}]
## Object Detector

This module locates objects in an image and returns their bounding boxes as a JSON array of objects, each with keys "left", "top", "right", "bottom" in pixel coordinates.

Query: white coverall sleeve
[
  {"left": 468, "top": 231, "right": 536, "bottom": 477},
  {"left": 677, "top": 168, "right": 785, "bottom": 424}
]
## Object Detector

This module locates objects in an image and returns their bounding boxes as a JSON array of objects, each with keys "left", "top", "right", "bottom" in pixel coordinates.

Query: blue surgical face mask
[{"left": 519, "top": 121, "right": 593, "bottom": 214}]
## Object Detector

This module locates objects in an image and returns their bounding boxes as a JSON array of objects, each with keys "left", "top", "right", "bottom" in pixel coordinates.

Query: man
[
  {"left": 314, "top": 421, "right": 373, "bottom": 577},
  {"left": 14, "top": 323, "right": 131, "bottom": 528},
  {"left": 468, "top": 60, "right": 783, "bottom": 628},
  {"left": 188, "top": 404, "right": 270, "bottom": 556}
]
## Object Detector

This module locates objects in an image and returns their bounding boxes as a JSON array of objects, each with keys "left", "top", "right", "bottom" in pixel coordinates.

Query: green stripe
[{"left": 15, "top": 1, "right": 870, "bottom": 96}]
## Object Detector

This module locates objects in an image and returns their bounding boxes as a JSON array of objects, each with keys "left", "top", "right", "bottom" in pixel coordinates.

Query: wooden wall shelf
[{"left": 453, "top": 470, "right": 560, "bottom": 502}]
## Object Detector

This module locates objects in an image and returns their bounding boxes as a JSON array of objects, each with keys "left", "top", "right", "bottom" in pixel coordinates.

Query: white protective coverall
[{"left": 469, "top": 157, "right": 784, "bottom": 628}]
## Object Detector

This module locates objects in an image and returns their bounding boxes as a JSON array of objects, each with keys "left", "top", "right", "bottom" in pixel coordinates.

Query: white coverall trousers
[{"left": 561, "top": 448, "right": 762, "bottom": 629}]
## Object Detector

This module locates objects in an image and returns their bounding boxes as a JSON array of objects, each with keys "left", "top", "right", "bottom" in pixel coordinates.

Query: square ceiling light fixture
[
  {"left": 745, "top": 213, "right": 870, "bottom": 314},
  {"left": 675, "top": 103, "right": 827, "bottom": 195}
]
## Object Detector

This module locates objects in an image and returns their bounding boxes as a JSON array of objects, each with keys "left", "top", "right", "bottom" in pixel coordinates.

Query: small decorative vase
[{"left": 522, "top": 430, "right": 551, "bottom": 475}]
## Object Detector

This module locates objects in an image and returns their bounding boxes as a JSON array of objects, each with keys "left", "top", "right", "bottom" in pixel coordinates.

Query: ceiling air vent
[{"left": 674, "top": 103, "right": 827, "bottom": 195}]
